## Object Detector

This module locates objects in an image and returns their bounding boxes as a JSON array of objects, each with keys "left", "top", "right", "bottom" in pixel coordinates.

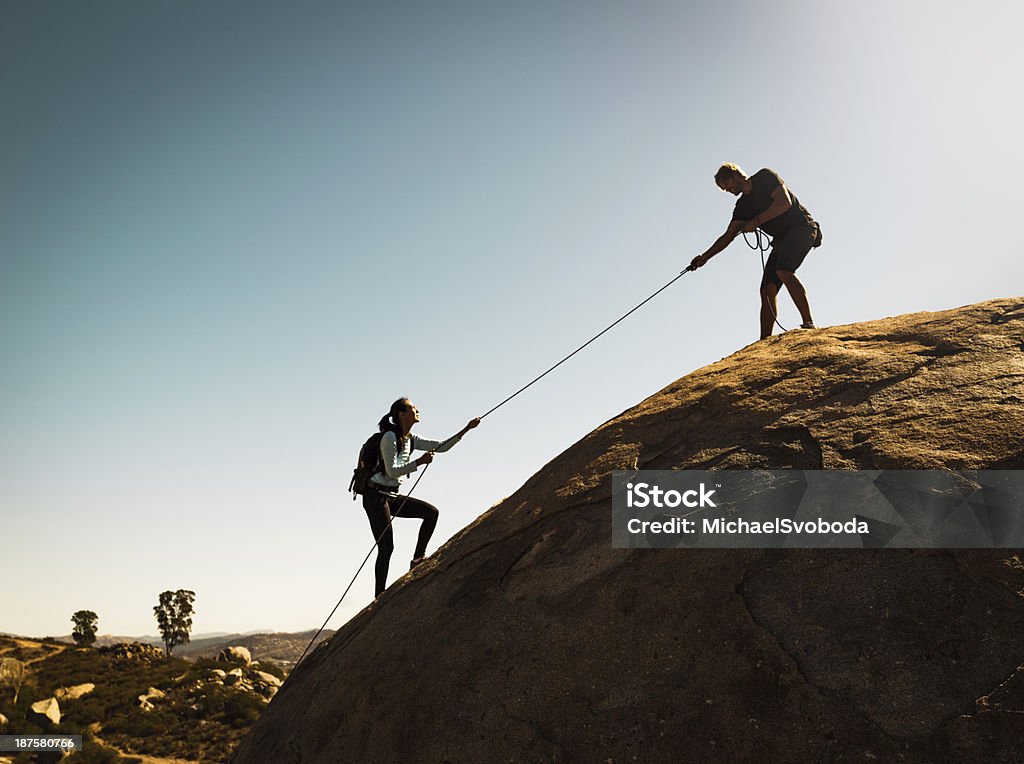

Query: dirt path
[
  {"left": 92, "top": 733, "right": 198, "bottom": 764},
  {"left": 16, "top": 638, "right": 67, "bottom": 665},
  {"left": 0, "top": 637, "right": 67, "bottom": 665}
]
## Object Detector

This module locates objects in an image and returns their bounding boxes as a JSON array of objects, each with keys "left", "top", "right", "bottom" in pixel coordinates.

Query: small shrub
[
  {"left": 222, "top": 691, "right": 265, "bottom": 727},
  {"left": 106, "top": 707, "right": 177, "bottom": 739}
]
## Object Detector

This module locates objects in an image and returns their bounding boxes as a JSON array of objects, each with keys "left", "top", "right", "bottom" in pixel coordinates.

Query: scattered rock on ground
[
  {"left": 252, "top": 671, "right": 282, "bottom": 688},
  {"left": 55, "top": 683, "right": 95, "bottom": 701},
  {"left": 137, "top": 686, "right": 167, "bottom": 712},
  {"left": 28, "top": 697, "right": 60, "bottom": 726},
  {"left": 100, "top": 642, "right": 164, "bottom": 662}
]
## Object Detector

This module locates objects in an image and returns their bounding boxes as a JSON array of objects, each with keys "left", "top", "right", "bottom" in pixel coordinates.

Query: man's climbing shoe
[
  {"left": 410, "top": 557, "right": 425, "bottom": 570},
  {"left": 799, "top": 321, "right": 816, "bottom": 329}
]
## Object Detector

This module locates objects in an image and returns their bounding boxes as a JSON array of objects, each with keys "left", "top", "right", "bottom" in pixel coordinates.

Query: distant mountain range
[
  {"left": 2, "top": 630, "right": 334, "bottom": 666},
  {"left": 170, "top": 630, "right": 335, "bottom": 665}
]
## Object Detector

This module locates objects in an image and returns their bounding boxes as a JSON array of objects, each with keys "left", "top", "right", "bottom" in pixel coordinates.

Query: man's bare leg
[
  {"left": 760, "top": 282, "right": 780, "bottom": 339},
  {"left": 777, "top": 269, "right": 813, "bottom": 326}
]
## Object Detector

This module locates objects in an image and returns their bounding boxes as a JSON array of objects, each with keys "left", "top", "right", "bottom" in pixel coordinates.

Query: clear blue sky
[{"left": 2, "top": 1, "right": 1021, "bottom": 638}]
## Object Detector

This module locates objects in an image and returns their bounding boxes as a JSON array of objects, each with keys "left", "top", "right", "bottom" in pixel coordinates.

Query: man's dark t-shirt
[{"left": 733, "top": 168, "right": 815, "bottom": 238}]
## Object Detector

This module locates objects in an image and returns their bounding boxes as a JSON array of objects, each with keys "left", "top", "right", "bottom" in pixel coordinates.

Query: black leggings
[{"left": 362, "top": 489, "right": 439, "bottom": 596}]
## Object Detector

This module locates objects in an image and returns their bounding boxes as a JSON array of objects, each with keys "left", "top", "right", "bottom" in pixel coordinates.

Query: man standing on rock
[{"left": 689, "top": 163, "right": 822, "bottom": 339}]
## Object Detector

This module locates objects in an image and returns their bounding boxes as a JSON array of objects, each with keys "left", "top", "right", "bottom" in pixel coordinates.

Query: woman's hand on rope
[
  {"left": 416, "top": 452, "right": 434, "bottom": 467},
  {"left": 455, "top": 417, "right": 482, "bottom": 437}
]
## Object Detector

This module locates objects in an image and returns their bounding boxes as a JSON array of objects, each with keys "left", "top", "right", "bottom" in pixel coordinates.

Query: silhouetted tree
[
  {"left": 153, "top": 589, "right": 195, "bottom": 656},
  {"left": 71, "top": 610, "right": 99, "bottom": 646}
]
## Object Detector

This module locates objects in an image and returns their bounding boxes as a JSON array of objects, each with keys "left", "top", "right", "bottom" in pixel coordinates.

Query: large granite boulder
[
  {"left": 217, "top": 646, "right": 252, "bottom": 665},
  {"left": 232, "top": 298, "right": 1024, "bottom": 763}
]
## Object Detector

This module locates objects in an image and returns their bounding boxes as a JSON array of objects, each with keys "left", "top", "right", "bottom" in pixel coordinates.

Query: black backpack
[{"left": 349, "top": 432, "right": 386, "bottom": 499}]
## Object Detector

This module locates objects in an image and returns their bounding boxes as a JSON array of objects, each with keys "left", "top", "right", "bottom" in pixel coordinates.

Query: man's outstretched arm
[{"left": 689, "top": 219, "right": 744, "bottom": 270}]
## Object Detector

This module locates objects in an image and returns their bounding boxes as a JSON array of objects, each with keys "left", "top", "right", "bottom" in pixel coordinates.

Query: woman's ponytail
[{"left": 379, "top": 398, "right": 412, "bottom": 450}]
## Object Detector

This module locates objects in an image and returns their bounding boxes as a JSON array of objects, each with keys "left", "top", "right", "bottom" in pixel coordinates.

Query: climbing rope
[
  {"left": 293, "top": 465, "right": 433, "bottom": 668},
  {"left": 480, "top": 268, "right": 694, "bottom": 419},
  {"left": 744, "top": 228, "right": 788, "bottom": 333},
  {"left": 291, "top": 268, "right": 696, "bottom": 669}
]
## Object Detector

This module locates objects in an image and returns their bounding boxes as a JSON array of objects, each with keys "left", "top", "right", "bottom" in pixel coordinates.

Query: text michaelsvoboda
[{"left": 627, "top": 517, "right": 870, "bottom": 535}]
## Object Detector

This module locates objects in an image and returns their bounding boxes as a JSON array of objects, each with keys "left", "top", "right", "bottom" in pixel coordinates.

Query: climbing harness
[{"left": 292, "top": 267, "right": 696, "bottom": 669}]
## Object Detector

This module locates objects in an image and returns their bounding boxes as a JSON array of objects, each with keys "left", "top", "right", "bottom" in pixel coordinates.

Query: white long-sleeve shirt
[{"left": 370, "top": 430, "right": 461, "bottom": 491}]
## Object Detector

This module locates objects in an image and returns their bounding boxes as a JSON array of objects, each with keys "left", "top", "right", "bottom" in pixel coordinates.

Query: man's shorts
[{"left": 761, "top": 226, "right": 816, "bottom": 290}]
